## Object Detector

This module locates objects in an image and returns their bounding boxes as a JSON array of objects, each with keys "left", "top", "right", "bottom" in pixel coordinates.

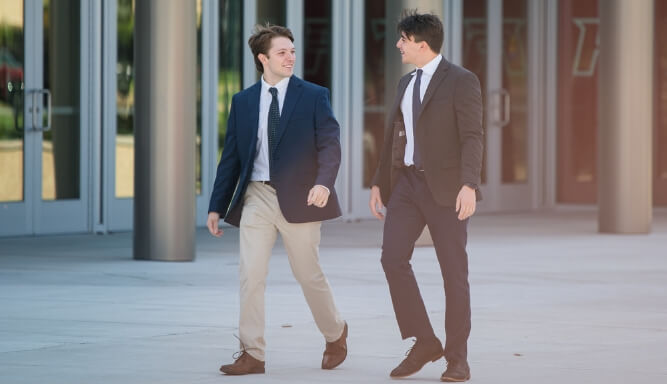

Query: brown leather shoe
[
  {"left": 322, "top": 321, "right": 348, "bottom": 369},
  {"left": 219, "top": 351, "right": 265, "bottom": 375},
  {"left": 440, "top": 360, "right": 471, "bottom": 382},
  {"left": 390, "top": 337, "right": 444, "bottom": 378}
]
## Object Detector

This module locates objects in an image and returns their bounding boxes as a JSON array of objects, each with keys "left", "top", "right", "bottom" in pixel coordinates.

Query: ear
[{"left": 258, "top": 53, "right": 268, "bottom": 65}]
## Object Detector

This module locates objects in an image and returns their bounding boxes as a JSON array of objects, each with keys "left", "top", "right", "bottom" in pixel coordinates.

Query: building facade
[{"left": 1, "top": 0, "right": 666, "bottom": 237}]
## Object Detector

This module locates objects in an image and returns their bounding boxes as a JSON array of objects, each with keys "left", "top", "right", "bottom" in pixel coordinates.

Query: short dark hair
[
  {"left": 397, "top": 9, "right": 444, "bottom": 54},
  {"left": 248, "top": 24, "right": 294, "bottom": 73}
]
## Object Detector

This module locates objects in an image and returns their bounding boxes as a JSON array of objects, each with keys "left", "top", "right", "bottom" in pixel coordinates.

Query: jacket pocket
[{"left": 391, "top": 122, "right": 406, "bottom": 168}]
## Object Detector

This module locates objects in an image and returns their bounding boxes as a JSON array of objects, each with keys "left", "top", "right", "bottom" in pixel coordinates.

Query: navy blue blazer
[{"left": 208, "top": 76, "right": 342, "bottom": 227}]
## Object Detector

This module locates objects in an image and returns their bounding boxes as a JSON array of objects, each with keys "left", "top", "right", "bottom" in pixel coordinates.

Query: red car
[{"left": 0, "top": 48, "right": 24, "bottom": 101}]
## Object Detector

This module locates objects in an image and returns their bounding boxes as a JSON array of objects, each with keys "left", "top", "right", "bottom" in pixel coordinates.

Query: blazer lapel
[
  {"left": 246, "top": 81, "right": 262, "bottom": 156},
  {"left": 420, "top": 58, "right": 451, "bottom": 110},
  {"left": 274, "top": 76, "right": 304, "bottom": 149}
]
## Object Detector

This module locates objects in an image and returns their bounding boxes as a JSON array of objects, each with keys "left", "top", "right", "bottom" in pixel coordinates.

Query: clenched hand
[
  {"left": 369, "top": 185, "right": 385, "bottom": 220},
  {"left": 307, "top": 185, "right": 330, "bottom": 208}
]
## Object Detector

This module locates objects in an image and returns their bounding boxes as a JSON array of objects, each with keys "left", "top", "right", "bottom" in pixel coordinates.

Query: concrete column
[
  {"left": 598, "top": 0, "right": 653, "bottom": 234},
  {"left": 133, "top": 0, "right": 196, "bottom": 261}
]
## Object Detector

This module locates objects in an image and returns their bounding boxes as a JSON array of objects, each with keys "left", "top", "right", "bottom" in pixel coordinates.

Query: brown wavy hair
[{"left": 248, "top": 23, "right": 294, "bottom": 73}]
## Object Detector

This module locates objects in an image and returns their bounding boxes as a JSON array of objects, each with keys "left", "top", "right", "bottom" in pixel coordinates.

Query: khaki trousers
[{"left": 238, "top": 181, "right": 345, "bottom": 361}]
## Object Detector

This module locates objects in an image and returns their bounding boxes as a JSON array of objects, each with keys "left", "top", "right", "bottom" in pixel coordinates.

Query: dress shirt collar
[
  {"left": 261, "top": 75, "right": 290, "bottom": 96},
  {"left": 414, "top": 54, "right": 442, "bottom": 77}
]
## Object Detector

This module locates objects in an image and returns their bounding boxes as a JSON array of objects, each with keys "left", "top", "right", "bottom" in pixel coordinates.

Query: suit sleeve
[
  {"left": 455, "top": 71, "right": 484, "bottom": 187},
  {"left": 371, "top": 80, "right": 403, "bottom": 197},
  {"left": 208, "top": 95, "right": 242, "bottom": 215},
  {"left": 313, "top": 88, "right": 342, "bottom": 190},
  {"left": 371, "top": 117, "right": 393, "bottom": 192}
]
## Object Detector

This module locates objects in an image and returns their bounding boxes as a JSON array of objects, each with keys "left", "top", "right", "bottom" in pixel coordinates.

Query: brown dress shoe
[
  {"left": 440, "top": 360, "right": 471, "bottom": 382},
  {"left": 219, "top": 351, "right": 265, "bottom": 375},
  {"left": 322, "top": 321, "right": 348, "bottom": 369},
  {"left": 390, "top": 337, "right": 444, "bottom": 378}
]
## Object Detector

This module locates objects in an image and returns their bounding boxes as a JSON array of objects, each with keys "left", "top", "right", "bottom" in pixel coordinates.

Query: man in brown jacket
[{"left": 369, "top": 10, "right": 483, "bottom": 383}]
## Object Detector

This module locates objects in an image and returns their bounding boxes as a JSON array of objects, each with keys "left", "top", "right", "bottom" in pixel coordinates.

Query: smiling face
[
  {"left": 396, "top": 32, "right": 423, "bottom": 66},
  {"left": 259, "top": 36, "right": 295, "bottom": 84}
]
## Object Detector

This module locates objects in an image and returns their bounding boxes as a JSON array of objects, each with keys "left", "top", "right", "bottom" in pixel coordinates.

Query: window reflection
[
  {"left": 0, "top": 0, "right": 24, "bottom": 202},
  {"left": 556, "top": 0, "right": 598, "bottom": 203},
  {"left": 363, "top": 0, "right": 385, "bottom": 188},
  {"left": 218, "top": 0, "right": 243, "bottom": 160},
  {"left": 257, "top": 0, "right": 286, "bottom": 27},
  {"left": 115, "top": 0, "right": 134, "bottom": 198},
  {"left": 304, "top": 0, "right": 331, "bottom": 91},
  {"left": 115, "top": 0, "right": 203, "bottom": 198},
  {"left": 501, "top": 0, "right": 527, "bottom": 184},
  {"left": 463, "top": 0, "right": 487, "bottom": 184},
  {"left": 42, "top": 0, "right": 81, "bottom": 201}
]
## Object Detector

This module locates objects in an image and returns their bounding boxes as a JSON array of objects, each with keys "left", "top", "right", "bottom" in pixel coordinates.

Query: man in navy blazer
[{"left": 207, "top": 24, "right": 347, "bottom": 375}]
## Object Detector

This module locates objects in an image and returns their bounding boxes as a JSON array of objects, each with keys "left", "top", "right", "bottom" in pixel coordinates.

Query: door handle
[
  {"left": 490, "top": 88, "right": 511, "bottom": 127},
  {"left": 29, "top": 89, "right": 52, "bottom": 132},
  {"left": 500, "top": 88, "right": 510, "bottom": 127}
]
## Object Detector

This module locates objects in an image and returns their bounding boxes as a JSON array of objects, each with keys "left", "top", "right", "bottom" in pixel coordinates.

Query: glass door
[
  {"left": 0, "top": 0, "right": 30, "bottom": 235},
  {"left": 0, "top": 0, "right": 88, "bottom": 236},
  {"left": 462, "top": 0, "right": 535, "bottom": 211}
]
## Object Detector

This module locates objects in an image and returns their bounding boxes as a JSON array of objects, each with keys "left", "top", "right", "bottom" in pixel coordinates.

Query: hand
[
  {"left": 369, "top": 185, "right": 385, "bottom": 220},
  {"left": 207, "top": 212, "right": 224, "bottom": 237},
  {"left": 455, "top": 185, "right": 477, "bottom": 220},
  {"left": 307, "top": 185, "right": 330, "bottom": 208}
]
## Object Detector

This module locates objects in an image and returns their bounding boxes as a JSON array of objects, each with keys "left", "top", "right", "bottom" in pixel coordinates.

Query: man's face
[
  {"left": 260, "top": 36, "right": 295, "bottom": 80},
  {"left": 396, "top": 32, "right": 423, "bottom": 65}
]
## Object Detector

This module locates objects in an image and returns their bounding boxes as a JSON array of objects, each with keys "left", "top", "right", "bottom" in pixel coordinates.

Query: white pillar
[{"left": 598, "top": 0, "right": 654, "bottom": 234}]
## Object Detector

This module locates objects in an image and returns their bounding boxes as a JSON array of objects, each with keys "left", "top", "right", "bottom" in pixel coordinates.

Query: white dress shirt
[
  {"left": 400, "top": 54, "right": 442, "bottom": 166},
  {"left": 251, "top": 76, "right": 290, "bottom": 181}
]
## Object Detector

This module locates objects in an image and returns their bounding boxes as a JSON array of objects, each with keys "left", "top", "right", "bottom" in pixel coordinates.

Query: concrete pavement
[{"left": 1, "top": 209, "right": 666, "bottom": 383}]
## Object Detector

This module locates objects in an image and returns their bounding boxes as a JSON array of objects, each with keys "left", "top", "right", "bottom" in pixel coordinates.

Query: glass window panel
[
  {"left": 257, "top": 0, "right": 285, "bottom": 26},
  {"left": 362, "top": 0, "right": 385, "bottom": 188},
  {"left": 556, "top": 0, "right": 598, "bottom": 203},
  {"left": 115, "top": 0, "right": 203, "bottom": 198},
  {"left": 501, "top": 0, "right": 527, "bottom": 184},
  {"left": 218, "top": 0, "right": 243, "bottom": 161},
  {"left": 0, "top": 0, "right": 25, "bottom": 202},
  {"left": 116, "top": 0, "right": 134, "bottom": 198},
  {"left": 304, "top": 0, "right": 331, "bottom": 91},
  {"left": 462, "top": 0, "right": 487, "bottom": 184},
  {"left": 42, "top": 0, "right": 81, "bottom": 201}
]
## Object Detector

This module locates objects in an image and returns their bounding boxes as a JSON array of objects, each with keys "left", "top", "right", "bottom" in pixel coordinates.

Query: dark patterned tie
[
  {"left": 412, "top": 69, "right": 423, "bottom": 169},
  {"left": 268, "top": 87, "right": 280, "bottom": 163}
]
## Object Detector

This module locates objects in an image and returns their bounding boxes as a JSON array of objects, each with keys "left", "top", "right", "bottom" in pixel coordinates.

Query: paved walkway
[{"left": 1, "top": 210, "right": 666, "bottom": 383}]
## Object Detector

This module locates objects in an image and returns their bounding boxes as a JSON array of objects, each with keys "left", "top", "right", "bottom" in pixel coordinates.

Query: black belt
[{"left": 405, "top": 165, "right": 425, "bottom": 173}]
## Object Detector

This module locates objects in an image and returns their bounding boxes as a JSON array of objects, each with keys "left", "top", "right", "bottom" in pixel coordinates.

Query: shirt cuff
[{"left": 315, "top": 184, "right": 330, "bottom": 194}]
